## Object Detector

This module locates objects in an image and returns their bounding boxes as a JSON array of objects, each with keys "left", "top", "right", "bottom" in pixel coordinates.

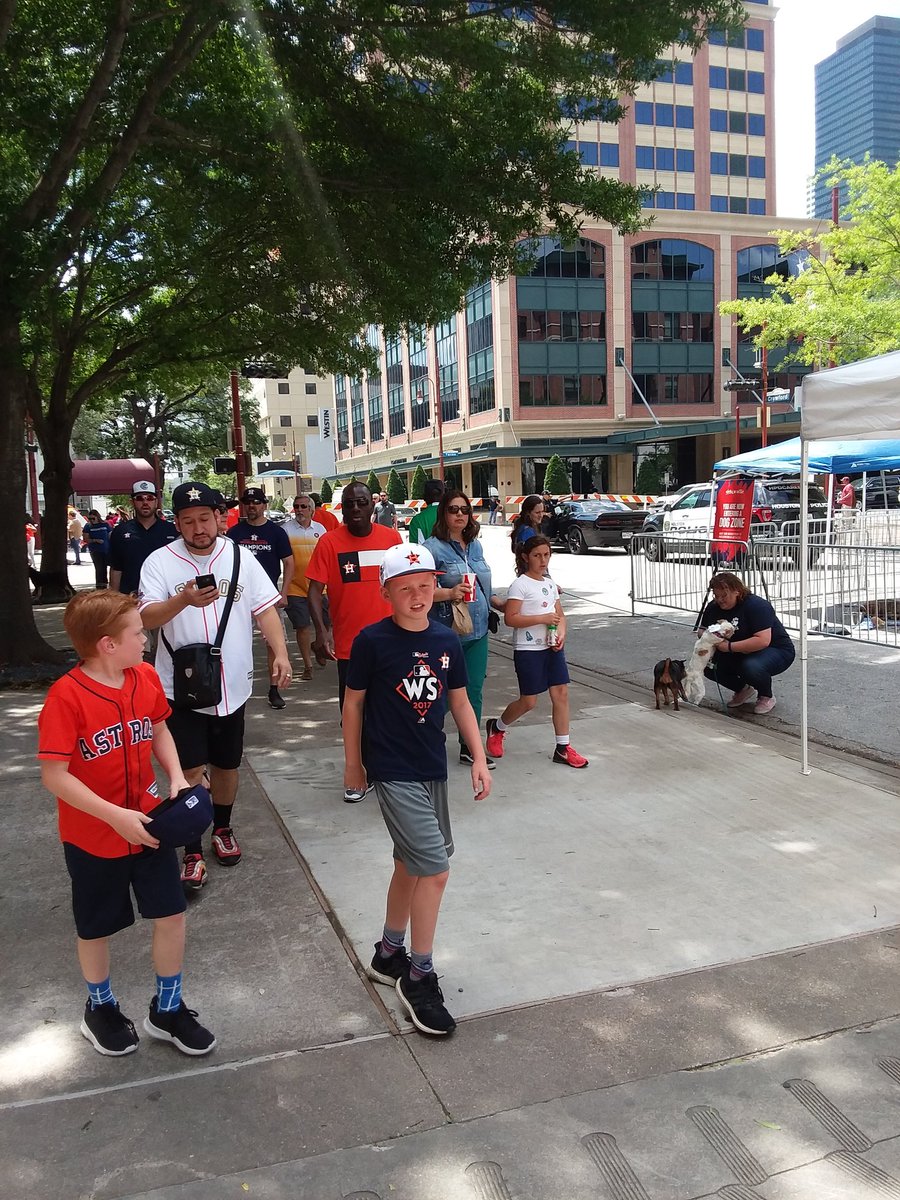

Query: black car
[
  {"left": 547, "top": 499, "right": 646, "bottom": 554},
  {"left": 853, "top": 474, "right": 900, "bottom": 509}
]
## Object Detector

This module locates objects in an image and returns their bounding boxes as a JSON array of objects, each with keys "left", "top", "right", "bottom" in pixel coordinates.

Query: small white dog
[{"left": 683, "top": 620, "right": 736, "bottom": 704}]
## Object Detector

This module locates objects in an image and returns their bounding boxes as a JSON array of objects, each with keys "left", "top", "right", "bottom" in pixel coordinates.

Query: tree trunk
[
  {"left": 37, "top": 415, "right": 79, "bottom": 605},
  {"left": 0, "top": 323, "right": 68, "bottom": 669}
]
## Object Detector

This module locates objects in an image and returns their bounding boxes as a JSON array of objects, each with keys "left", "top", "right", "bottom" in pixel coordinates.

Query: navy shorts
[
  {"left": 285, "top": 594, "right": 330, "bottom": 631},
  {"left": 513, "top": 648, "right": 570, "bottom": 696},
  {"left": 166, "top": 703, "right": 245, "bottom": 772},
  {"left": 64, "top": 842, "right": 186, "bottom": 940}
]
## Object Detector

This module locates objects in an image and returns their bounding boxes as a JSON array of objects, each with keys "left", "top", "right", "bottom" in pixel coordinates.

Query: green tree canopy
[
  {"left": 0, "top": 0, "right": 743, "bottom": 666},
  {"left": 720, "top": 159, "right": 900, "bottom": 367},
  {"left": 543, "top": 454, "right": 571, "bottom": 495},
  {"left": 365, "top": 470, "right": 382, "bottom": 494},
  {"left": 320, "top": 479, "right": 334, "bottom": 503},
  {"left": 410, "top": 465, "right": 429, "bottom": 501},
  {"left": 386, "top": 468, "right": 407, "bottom": 504}
]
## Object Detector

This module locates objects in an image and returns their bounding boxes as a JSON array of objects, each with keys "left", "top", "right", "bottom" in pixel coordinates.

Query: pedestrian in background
[
  {"left": 407, "top": 479, "right": 444, "bottom": 545},
  {"left": 109, "top": 481, "right": 176, "bottom": 595},
  {"left": 83, "top": 510, "right": 111, "bottom": 589},
  {"left": 509, "top": 494, "right": 544, "bottom": 554},
  {"left": 282, "top": 494, "right": 329, "bottom": 682},
  {"left": 67, "top": 508, "right": 85, "bottom": 565}
]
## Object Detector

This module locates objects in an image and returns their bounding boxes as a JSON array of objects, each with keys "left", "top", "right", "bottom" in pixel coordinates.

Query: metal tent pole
[{"left": 800, "top": 438, "right": 811, "bottom": 775}]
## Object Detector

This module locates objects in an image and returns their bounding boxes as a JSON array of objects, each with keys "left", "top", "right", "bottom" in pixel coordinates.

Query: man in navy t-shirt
[
  {"left": 109, "top": 480, "right": 177, "bottom": 595},
  {"left": 227, "top": 487, "right": 294, "bottom": 709},
  {"left": 342, "top": 543, "right": 490, "bottom": 1039}
]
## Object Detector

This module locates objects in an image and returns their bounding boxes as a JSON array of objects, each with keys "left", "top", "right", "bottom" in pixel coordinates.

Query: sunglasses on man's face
[
  {"left": 446, "top": 504, "right": 471, "bottom": 515},
  {"left": 293, "top": 504, "right": 310, "bottom": 509},
  {"left": 342, "top": 497, "right": 370, "bottom": 508}
]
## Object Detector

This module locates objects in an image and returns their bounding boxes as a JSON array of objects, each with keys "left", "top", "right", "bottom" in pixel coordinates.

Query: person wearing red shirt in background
[
  {"left": 838, "top": 476, "right": 856, "bottom": 509},
  {"left": 310, "top": 492, "right": 339, "bottom": 532},
  {"left": 306, "top": 482, "right": 401, "bottom": 802}
]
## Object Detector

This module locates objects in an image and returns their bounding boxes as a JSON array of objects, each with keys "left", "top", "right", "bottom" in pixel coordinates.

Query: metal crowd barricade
[{"left": 631, "top": 529, "right": 900, "bottom": 646}]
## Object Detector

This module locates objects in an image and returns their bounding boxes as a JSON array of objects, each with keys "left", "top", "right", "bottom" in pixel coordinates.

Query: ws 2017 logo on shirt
[{"left": 396, "top": 660, "right": 443, "bottom": 724}]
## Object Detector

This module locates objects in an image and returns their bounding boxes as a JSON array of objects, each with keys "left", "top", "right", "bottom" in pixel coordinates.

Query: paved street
[{"left": 4, "top": 558, "right": 900, "bottom": 1199}]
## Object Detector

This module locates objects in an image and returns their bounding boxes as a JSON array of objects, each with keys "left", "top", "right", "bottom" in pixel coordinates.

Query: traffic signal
[{"left": 213, "top": 456, "right": 236, "bottom": 474}]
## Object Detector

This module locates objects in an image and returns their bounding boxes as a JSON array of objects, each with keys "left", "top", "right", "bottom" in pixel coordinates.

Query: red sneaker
[
  {"left": 211, "top": 827, "right": 242, "bottom": 866},
  {"left": 485, "top": 718, "right": 506, "bottom": 759},
  {"left": 181, "top": 853, "right": 208, "bottom": 892},
  {"left": 552, "top": 744, "right": 589, "bottom": 768}
]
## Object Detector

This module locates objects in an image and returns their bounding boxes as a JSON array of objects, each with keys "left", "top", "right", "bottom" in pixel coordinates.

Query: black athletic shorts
[
  {"left": 165, "top": 703, "right": 246, "bottom": 772},
  {"left": 63, "top": 842, "right": 186, "bottom": 940}
]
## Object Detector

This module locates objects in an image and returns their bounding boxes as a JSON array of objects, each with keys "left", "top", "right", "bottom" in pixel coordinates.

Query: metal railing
[{"left": 631, "top": 530, "right": 900, "bottom": 646}]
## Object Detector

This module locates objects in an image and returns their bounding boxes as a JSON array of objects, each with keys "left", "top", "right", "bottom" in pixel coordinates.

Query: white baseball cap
[
  {"left": 132, "top": 479, "right": 158, "bottom": 496},
  {"left": 379, "top": 544, "right": 438, "bottom": 585}
]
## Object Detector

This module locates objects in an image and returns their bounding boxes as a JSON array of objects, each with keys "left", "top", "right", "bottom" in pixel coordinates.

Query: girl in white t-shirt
[{"left": 484, "top": 536, "right": 588, "bottom": 769}]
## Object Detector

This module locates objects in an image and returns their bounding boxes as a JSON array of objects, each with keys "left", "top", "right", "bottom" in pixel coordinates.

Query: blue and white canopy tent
[{"left": 714, "top": 351, "right": 900, "bottom": 773}]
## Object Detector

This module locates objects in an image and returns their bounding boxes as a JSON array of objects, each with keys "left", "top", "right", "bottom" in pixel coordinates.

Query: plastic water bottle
[{"left": 546, "top": 624, "right": 558, "bottom": 648}]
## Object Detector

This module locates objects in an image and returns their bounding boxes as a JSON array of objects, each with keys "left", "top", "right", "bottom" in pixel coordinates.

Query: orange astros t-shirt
[
  {"left": 38, "top": 662, "right": 171, "bottom": 858},
  {"left": 305, "top": 524, "right": 402, "bottom": 659}
]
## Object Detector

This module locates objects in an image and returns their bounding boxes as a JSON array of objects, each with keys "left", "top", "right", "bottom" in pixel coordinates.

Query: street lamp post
[{"left": 230, "top": 369, "right": 247, "bottom": 497}]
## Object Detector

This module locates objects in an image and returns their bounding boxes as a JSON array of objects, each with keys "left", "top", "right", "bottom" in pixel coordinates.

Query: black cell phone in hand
[{"left": 195, "top": 574, "right": 216, "bottom": 590}]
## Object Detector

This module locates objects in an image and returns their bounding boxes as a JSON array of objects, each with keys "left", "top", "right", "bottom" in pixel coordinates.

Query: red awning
[{"left": 71, "top": 459, "right": 156, "bottom": 495}]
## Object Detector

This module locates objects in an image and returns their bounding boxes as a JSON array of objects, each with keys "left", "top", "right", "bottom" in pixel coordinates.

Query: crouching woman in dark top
[{"left": 698, "top": 572, "right": 795, "bottom": 716}]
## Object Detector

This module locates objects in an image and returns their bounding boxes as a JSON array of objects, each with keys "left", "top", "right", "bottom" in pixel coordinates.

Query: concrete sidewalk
[{"left": 3, "top": 605, "right": 900, "bottom": 1199}]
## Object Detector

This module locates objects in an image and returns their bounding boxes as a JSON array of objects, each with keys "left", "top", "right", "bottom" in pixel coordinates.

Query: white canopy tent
[{"left": 797, "top": 351, "right": 900, "bottom": 772}]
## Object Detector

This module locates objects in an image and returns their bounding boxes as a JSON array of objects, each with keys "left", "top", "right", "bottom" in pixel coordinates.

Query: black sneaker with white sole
[
  {"left": 396, "top": 969, "right": 457, "bottom": 1036},
  {"left": 80, "top": 1000, "right": 139, "bottom": 1056},
  {"left": 367, "top": 943, "right": 411, "bottom": 986},
  {"left": 343, "top": 784, "right": 374, "bottom": 803},
  {"left": 143, "top": 997, "right": 216, "bottom": 1056},
  {"left": 458, "top": 747, "right": 496, "bottom": 770}
]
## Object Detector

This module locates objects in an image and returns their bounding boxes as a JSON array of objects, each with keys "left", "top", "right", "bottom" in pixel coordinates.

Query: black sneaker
[
  {"left": 367, "top": 942, "right": 410, "bottom": 986},
  {"left": 396, "top": 969, "right": 457, "bottom": 1037},
  {"left": 80, "top": 1000, "right": 139, "bottom": 1057},
  {"left": 459, "top": 747, "right": 496, "bottom": 770},
  {"left": 143, "top": 997, "right": 216, "bottom": 1056},
  {"left": 268, "top": 686, "right": 286, "bottom": 710}
]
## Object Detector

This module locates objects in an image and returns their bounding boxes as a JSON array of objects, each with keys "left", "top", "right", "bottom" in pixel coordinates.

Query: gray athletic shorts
[
  {"left": 285, "top": 594, "right": 330, "bottom": 630},
  {"left": 373, "top": 779, "right": 454, "bottom": 877}
]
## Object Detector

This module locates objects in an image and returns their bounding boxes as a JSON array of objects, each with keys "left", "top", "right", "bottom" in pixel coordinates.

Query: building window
[
  {"left": 272, "top": 433, "right": 287, "bottom": 447},
  {"left": 729, "top": 196, "right": 748, "bottom": 213},
  {"left": 519, "top": 374, "right": 607, "bottom": 407},
  {"left": 307, "top": 415, "right": 318, "bottom": 427},
  {"left": 632, "top": 311, "right": 714, "bottom": 342},
  {"left": 409, "top": 325, "right": 430, "bottom": 431},
  {"left": 656, "top": 191, "right": 675, "bottom": 209},
  {"left": 334, "top": 375, "right": 349, "bottom": 452},
  {"left": 710, "top": 108, "right": 727, "bottom": 132},
  {"left": 636, "top": 145, "right": 654, "bottom": 169},
  {"left": 748, "top": 113, "right": 765, "bottom": 136},
  {"left": 524, "top": 235, "right": 605, "bottom": 278},
  {"left": 747, "top": 71, "right": 765, "bottom": 94},
  {"left": 729, "top": 153, "right": 747, "bottom": 176},
  {"left": 748, "top": 198, "right": 766, "bottom": 215},
  {"left": 676, "top": 193, "right": 695, "bottom": 210},
  {"left": 350, "top": 378, "right": 365, "bottom": 445},
  {"left": 631, "top": 239, "right": 714, "bottom": 281},
  {"left": 277, "top": 382, "right": 290, "bottom": 394},
  {"left": 279, "top": 415, "right": 292, "bottom": 427},
  {"left": 599, "top": 143, "right": 619, "bottom": 167},
  {"left": 467, "top": 281, "right": 495, "bottom": 415},
  {"left": 517, "top": 310, "right": 605, "bottom": 341},
  {"left": 728, "top": 67, "right": 746, "bottom": 91},
  {"left": 711, "top": 152, "right": 728, "bottom": 175},
  {"left": 436, "top": 315, "right": 460, "bottom": 423},
  {"left": 305, "top": 383, "right": 317, "bottom": 394},
  {"left": 675, "top": 105, "right": 694, "bottom": 129},
  {"left": 578, "top": 141, "right": 598, "bottom": 166},
  {"left": 729, "top": 110, "right": 746, "bottom": 134},
  {"left": 367, "top": 373, "right": 384, "bottom": 442},
  {"left": 656, "top": 147, "right": 675, "bottom": 172},
  {"left": 749, "top": 155, "right": 766, "bottom": 178},
  {"left": 676, "top": 149, "right": 694, "bottom": 172},
  {"left": 655, "top": 103, "right": 673, "bottom": 127},
  {"left": 674, "top": 62, "right": 693, "bottom": 85},
  {"left": 709, "top": 66, "right": 727, "bottom": 89},
  {"left": 736, "top": 244, "right": 807, "bottom": 285},
  {"left": 711, "top": 194, "right": 728, "bottom": 212},
  {"left": 635, "top": 100, "right": 654, "bottom": 124},
  {"left": 632, "top": 373, "right": 714, "bottom": 404},
  {"left": 386, "top": 336, "right": 405, "bottom": 436}
]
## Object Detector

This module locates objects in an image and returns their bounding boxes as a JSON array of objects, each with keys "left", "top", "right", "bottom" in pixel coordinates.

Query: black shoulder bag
[{"left": 160, "top": 544, "right": 241, "bottom": 709}]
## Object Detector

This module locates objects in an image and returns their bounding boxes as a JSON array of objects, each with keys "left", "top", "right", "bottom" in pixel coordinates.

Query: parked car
[
  {"left": 644, "top": 484, "right": 695, "bottom": 516},
  {"left": 640, "top": 478, "right": 830, "bottom": 565},
  {"left": 852, "top": 474, "right": 900, "bottom": 509},
  {"left": 266, "top": 509, "right": 287, "bottom": 524},
  {"left": 396, "top": 505, "right": 418, "bottom": 530},
  {"left": 546, "top": 499, "right": 646, "bottom": 554}
]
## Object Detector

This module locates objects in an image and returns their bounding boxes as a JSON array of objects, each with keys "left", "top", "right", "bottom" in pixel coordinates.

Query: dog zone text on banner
[{"left": 712, "top": 477, "right": 754, "bottom": 562}]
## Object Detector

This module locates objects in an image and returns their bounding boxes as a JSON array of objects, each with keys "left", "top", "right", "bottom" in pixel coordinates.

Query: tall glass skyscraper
[{"left": 813, "top": 15, "right": 900, "bottom": 218}]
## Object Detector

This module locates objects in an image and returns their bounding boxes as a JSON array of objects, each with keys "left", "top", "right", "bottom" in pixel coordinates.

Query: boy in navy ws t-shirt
[{"left": 343, "top": 544, "right": 491, "bottom": 1037}]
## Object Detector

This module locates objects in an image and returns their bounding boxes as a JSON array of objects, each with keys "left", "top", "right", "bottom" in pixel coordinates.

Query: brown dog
[{"left": 653, "top": 658, "right": 687, "bottom": 711}]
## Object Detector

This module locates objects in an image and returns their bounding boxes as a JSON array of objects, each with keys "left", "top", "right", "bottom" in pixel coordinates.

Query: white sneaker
[
  {"left": 728, "top": 685, "right": 757, "bottom": 708},
  {"left": 343, "top": 784, "right": 374, "bottom": 804},
  {"left": 753, "top": 696, "right": 776, "bottom": 715}
]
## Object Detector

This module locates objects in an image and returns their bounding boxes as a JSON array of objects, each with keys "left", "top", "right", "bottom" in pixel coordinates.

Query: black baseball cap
[
  {"left": 241, "top": 486, "right": 267, "bottom": 503},
  {"left": 172, "top": 481, "right": 221, "bottom": 513}
]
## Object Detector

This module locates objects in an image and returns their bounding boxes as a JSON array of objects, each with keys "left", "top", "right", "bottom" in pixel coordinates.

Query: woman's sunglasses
[{"left": 446, "top": 504, "right": 472, "bottom": 515}]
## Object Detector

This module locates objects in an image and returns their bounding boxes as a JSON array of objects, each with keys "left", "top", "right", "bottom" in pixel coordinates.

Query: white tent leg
[{"left": 800, "top": 440, "right": 810, "bottom": 775}]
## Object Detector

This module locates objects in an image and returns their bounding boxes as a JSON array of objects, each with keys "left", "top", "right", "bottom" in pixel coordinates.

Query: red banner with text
[{"left": 712, "top": 477, "right": 754, "bottom": 562}]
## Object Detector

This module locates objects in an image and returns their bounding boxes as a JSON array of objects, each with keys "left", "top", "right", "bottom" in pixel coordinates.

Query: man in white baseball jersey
[{"left": 139, "top": 481, "right": 291, "bottom": 891}]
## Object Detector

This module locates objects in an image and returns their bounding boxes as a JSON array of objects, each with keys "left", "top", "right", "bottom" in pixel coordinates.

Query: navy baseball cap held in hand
[{"left": 146, "top": 784, "right": 213, "bottom": 848}]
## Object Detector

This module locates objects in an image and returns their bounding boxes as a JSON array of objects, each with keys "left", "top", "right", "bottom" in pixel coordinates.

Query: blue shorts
[
  {"left": 513, "top": 648, "right": 570, "bottom": 696},
  {"left": 64, "top": 843, "right": 186, "bottom": 940}
]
